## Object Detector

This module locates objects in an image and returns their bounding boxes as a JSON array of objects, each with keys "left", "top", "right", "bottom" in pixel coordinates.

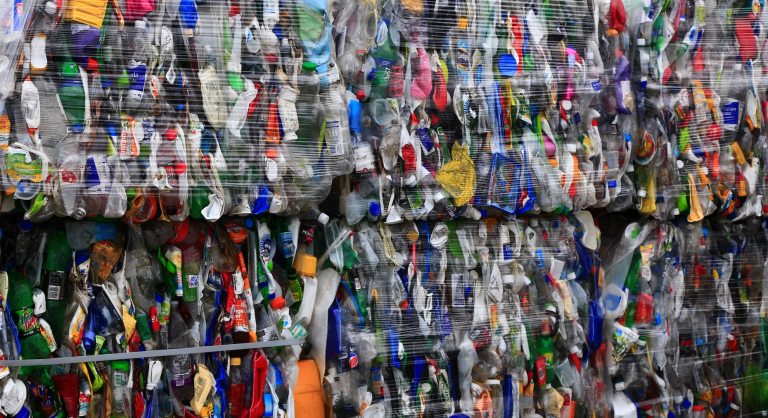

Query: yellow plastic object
[
  {"left": 64, "top": 0, "right": 108, "bottom": 28},
  {"left": 294, "top": 360, "right": 325, "bottom": 418},
  {"left": 294, "top": 254, "right": 317, "bottom": 278}
]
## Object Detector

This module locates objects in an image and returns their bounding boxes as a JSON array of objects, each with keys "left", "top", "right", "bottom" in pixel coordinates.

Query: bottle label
[
  {"left": 722, "top": 99, "right": 740, "bottom": 131},
  {"left": 187, "top": 275, "right": 199, "bottom": 288},
  {"left": 279, "top": 231, "right": 295, "bottom": 259},
  {"left": 47, "top": 271, "right": 65, "bottom": 300},
  {"left": 325, "top": 119, "right": 344, "bottom": 156},
  {"left": 13, "top": 306, "right": 41, "bottom": 337}
]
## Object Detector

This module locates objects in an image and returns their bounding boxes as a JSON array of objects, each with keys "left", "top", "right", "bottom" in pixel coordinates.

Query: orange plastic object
[{"left": 293, "top": 360, "right": 325, "bottom": 418}]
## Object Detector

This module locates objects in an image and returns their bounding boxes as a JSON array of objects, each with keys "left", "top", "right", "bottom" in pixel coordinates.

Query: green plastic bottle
[
  {"left": 8, "top": 270, "right": 51, "bottom": 359},
  {"left": 57, "top": 61, "right": 86, "bottom": 133},
  {"left": 42, "top": 230, "right": 72, "bottom": 341},
  {"left": 623, "top": 251, "right": 642, "bottom": 329}
]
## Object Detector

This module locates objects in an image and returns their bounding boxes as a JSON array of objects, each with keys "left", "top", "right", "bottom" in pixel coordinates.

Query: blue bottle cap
[
  {"left": 14, "top": 406, "right": 31, "bottom": 418},
  {"left": 74, "top": 249, "right": 90, "bottom": 265},
  {"left": 19, "top": 219, "right": 33, "bottom": 232},
  {"left": 369, "top": 201, "right": 381, "bottom": 218}
]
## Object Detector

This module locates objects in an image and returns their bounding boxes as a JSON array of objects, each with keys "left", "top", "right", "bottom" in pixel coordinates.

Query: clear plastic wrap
[{"left": 1, "top": 0, "right": 768, "bottom": 417}]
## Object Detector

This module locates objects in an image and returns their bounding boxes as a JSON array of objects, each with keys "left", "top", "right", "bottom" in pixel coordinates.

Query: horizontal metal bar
[{"left": 0, "top": 340, "right": 304, "bottom": 367}]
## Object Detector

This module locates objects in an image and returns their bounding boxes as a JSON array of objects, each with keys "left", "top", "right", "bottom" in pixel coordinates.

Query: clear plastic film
[
  {"left": 0, "top": 0, "right": 764, "bottom": 222},
  {"left": 0, "top": 0, "right": 768, "bottom": 417}
]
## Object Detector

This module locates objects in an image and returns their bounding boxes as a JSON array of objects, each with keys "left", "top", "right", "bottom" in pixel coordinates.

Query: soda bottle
[
  {"left": 42, "top": 229, "right": 72, "bottom": 341},
  {"left": 8, "top": 270, "right": 52, "bottom": 359},
  {"left": 57, "top": 60, "right": 86, "bottom": 133}
]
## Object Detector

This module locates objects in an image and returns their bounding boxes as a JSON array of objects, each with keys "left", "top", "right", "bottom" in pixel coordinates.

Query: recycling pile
[{"left": 1, "top": 0, "right": 768, "bottom": 416}]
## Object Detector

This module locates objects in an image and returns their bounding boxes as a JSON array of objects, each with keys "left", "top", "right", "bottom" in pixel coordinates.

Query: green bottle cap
[
  {"left": 117, "top": 70, "right": 130, "bottom": 90},
  {"left": 228, "top": 72, "right": 244, "bottom": 93},
  {"left": 61, "top": 62, "right": 79, "bottom": 78},
  {"left": 302, "top": 61, "right": 317, "bottom": 72}
]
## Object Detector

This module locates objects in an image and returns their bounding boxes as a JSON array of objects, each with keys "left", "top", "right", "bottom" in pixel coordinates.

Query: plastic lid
[
  {"left": 294, "top": 254, "right": 317, "bottom": 277},
  {"left": 43, "top": 1, "right": 56, "bottom": 14},
  {"left": 302, "top": 61, "right": 317, "bottom": 71},
  {"left": 135, "top": 19, "right": 147, "bottom": 30},
  {"left": 369, "top": 201, "right": 382, "bottom": 218},
  {"left": 271, "top": 296, "right": 286, "bottom": 310},
  {"left": 317, "top": 213, "right": 330, "bottom": 225},
  {"left": 15, "top": 406, "right": 31, "bottom": 418},
  {"left": 231, "top": 357, "right": 242, "bottom": 366},
  {"left": 112, "top": 360, "right": 130, "bottom": 372},
  {"left": 19, "top": 219, "right": 33, "bottom": 232},
  {"left": 244, "top": 218, "right": 255, "bottom": 230},
  {"left": 75, "top": 250, "right": 90, "bottom": 265}
]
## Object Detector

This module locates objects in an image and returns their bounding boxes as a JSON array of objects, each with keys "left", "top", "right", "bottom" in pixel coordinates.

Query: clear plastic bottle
[
  {"left": 15, "top": 219, "right": 34, "bottom": 265},
  {"left": 319, "top": 80, "right": 353, "bottom": 176},
  {"left": 110, "top": 360, "right": 131, "bottom": 418},
  {"left": 291, "top": 61, "right": 323, "bottom": 176},
  {"left": 168, "top": 302, "right": 194, "bottom": 401},
  {"left": 344, "top": 191, "right": 381, "bottom": 225}
]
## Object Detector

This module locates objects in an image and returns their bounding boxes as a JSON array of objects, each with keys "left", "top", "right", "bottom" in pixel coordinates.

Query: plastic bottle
[
  {"left": 228, "top": 357, "right": 247, "bottom": 416},
  {"left": 42, "top": 229, "right": 72, "bottom": 341},
  {"left": 319, "top": 81, "right": 353, "bottom": 175},
  {"left": 110, "top": 360, "right": 131, "bottom": 418},
  {"left": 15, "top": 219, "right": 34, "bottom": 265},
  {"left": 291, "top": 61, "right": 323, "bottom": 175},
  {"left": 344, "top": 191, "right": 381, "bottom": 225},
  {"left": 168, "top": 302, "right": 194, "bottom": 401},
  {"left": 57, "top": 60, "right": 86, "bottom": 133},
  {"left": 181, "top": 245, "right": 201, "bottom": 303},
  {"left": 8, "top": 270, "right": 51, "bottom": 359},
  {"left": 125, "top": 19, "right": 150, "bottom": 109}
]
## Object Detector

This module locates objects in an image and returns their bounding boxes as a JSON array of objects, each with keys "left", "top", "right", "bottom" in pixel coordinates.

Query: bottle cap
[
  {"left": 231, "top": 357, "right": 242, "bottom": 366},
  {"left": 317, "top": 213, "right": 330, "bottom": 225},
  {"left": 294, "top": 254, "right": 317, "bottom": 277},
  {"left": 302, "top": 61, "right": 317, "bottom": 72},
  {"left": 44, "top": 1, "right": 56, "bottom": 14},
  {"left": 369, "top": 201, "right": 381, "bottom": 218},
  {"left": 271, "top": 296, "right": 286, "bottom": 310},
  {"left": 19, "top": 219, "right": 33, "bottom": 232},
  {"left": 135, "top": 19, "right": 147, "bottom": 30}
]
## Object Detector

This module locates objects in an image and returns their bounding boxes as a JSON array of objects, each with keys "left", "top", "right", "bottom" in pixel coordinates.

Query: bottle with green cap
[
  {"left": 7, "top": 270, "right": 52, "bottom": 359},
  {"left": 57, "top": 60, "right": 87, "bottom": 133},
  {"left": 294, "top": 61, "right": 322, "bottom": 165},
  {"left": 42, "top": 229, "right": 71, "bottom": 342},
  {"left": 110, "top": 360, "right": 131, "bottom": 418}
]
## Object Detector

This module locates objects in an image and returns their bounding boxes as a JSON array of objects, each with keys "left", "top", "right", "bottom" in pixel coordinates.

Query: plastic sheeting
[{"left": 0, "top": 0, "right": 768, "bottom": 417}]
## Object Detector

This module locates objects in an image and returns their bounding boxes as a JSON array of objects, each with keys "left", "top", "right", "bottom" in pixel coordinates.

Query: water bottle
[
  {"left": 168, "top": 302, "right": 194, "bottom": 401},
  {"left": 125, "top": 19, "right": 150, "bottom": 110},
  {"left": 292, "top": 62, "right": 322, "bottom": 174},
  {"left": 15, "top": 219, "right": 34, "bottom": 265},
  {"left": 110, "top": 360, "right": 131, "bottom": 418},
  {"left": 319, "top": 81, "right": 353, "bottom": 175}
]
